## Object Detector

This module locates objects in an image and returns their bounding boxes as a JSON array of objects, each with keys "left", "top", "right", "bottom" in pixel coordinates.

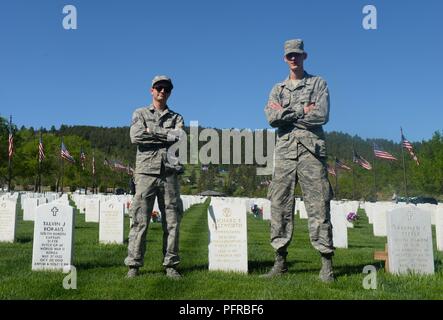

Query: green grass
[{"left": 1, "top": 201, "right": 443, "bottom": 299}]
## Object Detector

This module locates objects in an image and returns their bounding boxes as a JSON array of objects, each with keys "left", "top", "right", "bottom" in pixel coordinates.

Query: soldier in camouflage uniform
[
  {"left": 125, "top": 75, "right": 185, "bottom": 279},
  {"left": 262, "top": 39, "right": 335, "bottom": 282}
]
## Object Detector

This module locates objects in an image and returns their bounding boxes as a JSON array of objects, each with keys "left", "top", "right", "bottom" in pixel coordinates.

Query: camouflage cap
[
  {"left": 152, "top": 75, "right": 173, "bottom": 89},
  {"left": 284, "top": 39, "right": 305, "bottom": 55}
]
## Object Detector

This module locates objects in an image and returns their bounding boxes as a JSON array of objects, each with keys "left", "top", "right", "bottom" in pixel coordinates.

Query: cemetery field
[{"left": 1, "top": 200, "right": 443, "bottom": 300}]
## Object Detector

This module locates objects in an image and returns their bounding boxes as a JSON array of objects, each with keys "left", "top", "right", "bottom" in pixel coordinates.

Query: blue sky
[{"left": 0, "top": 0, "right": 442, "bottom": 143}]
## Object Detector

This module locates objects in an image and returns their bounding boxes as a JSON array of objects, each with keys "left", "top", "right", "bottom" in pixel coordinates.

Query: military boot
[
  {"left": 319, "top": 252, "right": 335, "bottom": 283},
  {"left": 260, "top": 253, "right": 288, "bottom": 278},
  {"left": 126, "top": 267, "right": 139, "bottom": 278},
  {"left": 165, "top": 267, "right": 182, "bottom": 279}
]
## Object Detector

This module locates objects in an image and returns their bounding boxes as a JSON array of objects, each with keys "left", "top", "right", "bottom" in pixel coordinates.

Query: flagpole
[
  {"left": 38, "top": 131, "right": 42, "bottom": 193},
  {"left": 34, "top": 130, "right": 38, "bottom": 192},
  {"left": 7, "top": 115, "right": 12, "bottom": 192},
  {"left": 351, "top": 146, "right": 356, "bottom": 200},
  {"left": 93, "top": 149, "right": 97, "bottom": 194},
  {"left": 372, "top": 143, "right": 377, "bottom": 201},
  {"left": 334, "top": 158, "right": 339, "bottom": 200},
  {"left": 400, "top": 128, "right": 408, "bottom": 200},
  {"left": 60, "top": 137, "right": 65, "bottom": 195}
]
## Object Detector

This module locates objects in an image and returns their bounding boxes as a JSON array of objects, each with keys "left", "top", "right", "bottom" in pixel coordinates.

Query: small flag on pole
[
  {"left": 327, "top": 164, "right": 336, "bottom": 176},
  {"left": 38, "top": 134, "right": 45, "bottom": 163},
  {"left": 8, "top": 126, "right": 13, "bottom": 160},
  {"left": 61, "top": 141, "right": 75, "bottom": 163},
  {"left": 353, "top": 150, "right": 372, "bottom": 170},
  {"left": 373, "top": 143, "right": 397, "bottom": 161},
  {"left": 335, "top": 157, "right": 351, "bottom": 171},
  {"left": 401, "top": 128, "right": 419, "bottom": 165}
]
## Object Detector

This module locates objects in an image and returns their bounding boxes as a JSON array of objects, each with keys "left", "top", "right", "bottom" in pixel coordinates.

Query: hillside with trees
[{"left": 1, "top": 116, "right": 442, "bottom": 201}]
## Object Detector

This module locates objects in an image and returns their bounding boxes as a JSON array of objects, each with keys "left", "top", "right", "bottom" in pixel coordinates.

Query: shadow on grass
[
  {"left": 248, "top": 259, "right": 310, "bottom": 273},
  {"left": 16, "top": 236, "right": 32, "bottom": 244},
  {"left": 75, "top": 260, "right": 123, "bottom": 270},
  {"left": 334, "top": 263, "right": 380, "bottom": 277},
  {"left": 179, "top": 263, "right": 209, "bottom": 273},
  {"left": 348, "top": 244, "right": 383, "bottom": 249}
]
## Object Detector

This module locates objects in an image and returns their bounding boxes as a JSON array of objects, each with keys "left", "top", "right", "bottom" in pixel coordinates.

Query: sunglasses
[{"left": 153, "top": 86, "right": 172, "bottom": 93}]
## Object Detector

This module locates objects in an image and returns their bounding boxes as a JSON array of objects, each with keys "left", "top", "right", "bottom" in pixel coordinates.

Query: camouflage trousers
[
  {"left": 268, "top": 143, "right": 334, "bottom": 255},
  {"left": 124, "top": 172, "right": 183, "bottom": 268}
]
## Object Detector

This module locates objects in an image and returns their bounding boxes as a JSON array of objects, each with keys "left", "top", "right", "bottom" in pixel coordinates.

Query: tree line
[{"left": 1, "top": 116, "right": 442, "bottom": 200}]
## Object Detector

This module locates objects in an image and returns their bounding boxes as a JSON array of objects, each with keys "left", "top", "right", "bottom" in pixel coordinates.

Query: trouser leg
[
  {"left": 296, "top": 146, "right": 334, "bottom": 255},
  {"left": 269, "top": 157, "right": 297, "bottom": 255},
  {"left": 124, "top": 174, "right": 158, "bottom": 268},
  {"left": 158, "top": 173, "right": 182, "bottom": 268}
]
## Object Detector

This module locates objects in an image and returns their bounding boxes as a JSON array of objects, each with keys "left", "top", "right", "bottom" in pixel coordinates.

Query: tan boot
[
  {"left": 260, "top": 253, "right": 288, "bottom": 278},
  {"left": 165, "top": 267, "right": 182, "bottom": 279},
  {"left": 319, "top": 253, "right": 335, "bottom": 283},
  {"left": 126, "top": 267, "right": 139, "bottom": 278}
]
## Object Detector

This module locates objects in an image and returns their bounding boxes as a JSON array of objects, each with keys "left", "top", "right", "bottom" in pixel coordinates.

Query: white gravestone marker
[
  {"left": 0, "top": 200, "right": 17, "bottom": 242},
  {"left": 256, "top": 198, "right": 271, "bottom": 220},
  {"left": 298, "top": 200, "right": 308, "bottom": 219},
  {"left": 435, "top": 205, "right": 443, "bottom": 251},
  {"left": 387, "top": 206, "right": 434, "bottom": 275},
  {"left": 32, "top": 204, "right": 74, "bottom": 271},
  {"left": 23, "top": 198, "right": 39, "bottom": 221},
  {"left": 99, "top": 201, "right": 124, "bottom": 244},
  {"left": 372, "top": 203, "right": 389, "bottom": 237},
  {"left": 331, "top": 205, "right": 348, "bottom": 248},
  {"left": 85, "top": 198, "right": 100, "bottom": 222},
  {"left": 208, "top": 198, "right": 248, "bottom": 273}
]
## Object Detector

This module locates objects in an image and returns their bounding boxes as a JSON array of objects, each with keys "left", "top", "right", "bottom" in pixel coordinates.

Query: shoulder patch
[{"left": 132, "top": 115, "right": 140, "bottom": 125}]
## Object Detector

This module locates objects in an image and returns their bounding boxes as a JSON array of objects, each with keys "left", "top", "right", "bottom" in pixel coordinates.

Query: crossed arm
[
  {"left": 130, "top": 111, "right": 184, "bottom": 145},
  {"left": 264, "top": 80, "right": 330, "bottom": 129}
]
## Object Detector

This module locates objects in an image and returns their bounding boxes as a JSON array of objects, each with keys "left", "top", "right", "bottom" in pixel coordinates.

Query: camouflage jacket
[
  {"left": 130, "top": 104, "right": 184, "bottom": 175},
  {"left": 264, "top": 71, "right": 330, "bottom": 159}
]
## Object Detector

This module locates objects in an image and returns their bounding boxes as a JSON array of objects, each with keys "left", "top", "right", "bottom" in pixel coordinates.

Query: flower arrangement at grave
[
  {"left": 346, "top": 211, "right": 358, "bottom": 223},
  {"left": 151, "top": 211, "right": 160, "bottom": 223}
]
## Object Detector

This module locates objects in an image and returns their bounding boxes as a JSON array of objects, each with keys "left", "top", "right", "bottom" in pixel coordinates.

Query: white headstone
[
  {"left": 23, "top": 198, "right": 39, "bottom": 221},
  {"left": 0, "top": 200, "right": 17, "bottom": 242},
  {"left": 256, "top": 198, "right": 271, "bottom": 220},
  {"left": 372, "top": 203, "right": 389, "bottom": 236},
  {"left": 387, "top": 205, "right": 434, "bottom": 275},
  {"left": 208, "top": 197, "right": 248, "bottom": 273},
  {"left": 436, "top": 205, "right": 443, "bottom": 251},
  {"left": 32, "top": 204, "right": 74, "bottom": 271},
  {"left": 417, "top": 204, "right": 437, "bottom": 226},
  {"left": 298, "top": 200, "right": 308, "bottom": 219},
  {"left": 99, "top": 200, "right": 124, "bottom": 244},
  {"left": 85, "top": 198, "right": 100, "bottom": 222},
  {"left": 331, "top": 205, "right": 348, "bottom": 248}
]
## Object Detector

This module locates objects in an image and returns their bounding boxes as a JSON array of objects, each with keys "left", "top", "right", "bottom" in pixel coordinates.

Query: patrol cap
[
  {"left": 284, "top": 39, "right": 305, "bottom": 55},
  {"left": 151, "top": 75, "right": 173, "bottom": 89}
]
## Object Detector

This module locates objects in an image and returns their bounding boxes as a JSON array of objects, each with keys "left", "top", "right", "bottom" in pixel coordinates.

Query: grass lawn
[{"left": 1, "top": 199, "right": 442, "bottom": 300}]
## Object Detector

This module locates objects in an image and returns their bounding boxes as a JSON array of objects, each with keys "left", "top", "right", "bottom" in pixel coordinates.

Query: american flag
[
  {"left": 61, "top": 141, "right": 75, "bottom": 163},
  {"left": 8, "top": 131, "right": 13, "bottom": 159},
  {"left": 401, "top": 128, "right": 419, "bottom": 165},
  {"left": 38, "top": 134, "right": 45, "bottom": 162},
  {"left": 353, "top": 151, "right": 372, "bottom": 170},
  {"left": 80, "top": 147, "right": 86, "bottom": 170},
  {"left": 373, "top": 143, "right": 397, "bottom": 161},
  {"left": 105, "top": 158, "right": 131, "bottom": 174},
  {"left": 335, "top": 158, "right": 351, "bottom": 171},
  {"left": 327, "top": 164, "right": 336, "bottom": 176}
]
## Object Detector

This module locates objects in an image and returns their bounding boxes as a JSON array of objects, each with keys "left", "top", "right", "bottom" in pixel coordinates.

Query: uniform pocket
[{"left": 162, "top": 119, "right": 175, "bottom": 129}]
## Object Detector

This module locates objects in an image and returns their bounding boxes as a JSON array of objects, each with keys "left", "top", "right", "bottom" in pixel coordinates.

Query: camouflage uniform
[
  {"left": 124, "top": 104, "right": 184, "bottom": 269},
  {"left": 264, "top": 71, "right": 334, "bottom": 257}
]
